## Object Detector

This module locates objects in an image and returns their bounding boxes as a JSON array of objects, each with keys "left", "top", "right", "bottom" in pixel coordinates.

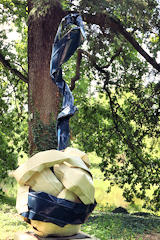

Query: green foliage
[
  {"left": 0, "top": 65, "right": 28, "bottom": 181},
  {"left": 0, "top": 133, "right": 17, "bottom": 182},
  {"left": 0, "top": 0, "right": 28, "bottom": 182},
  {"left": 72, "top": 90, "right": 160, "bottom": 210},
  {"left": 67, "top": 0, "right": 160, "bottom": 211},
  {"left": 0, "top": 74, "right": 28, "bottom": 182},
  {"left": 29, "top": 0, "right": 63, "bottom": 19}
]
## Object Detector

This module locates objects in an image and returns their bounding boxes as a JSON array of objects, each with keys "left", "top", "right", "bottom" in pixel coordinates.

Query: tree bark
[{"left": 28, "top": 0, "right": 64, "bottom": 154}]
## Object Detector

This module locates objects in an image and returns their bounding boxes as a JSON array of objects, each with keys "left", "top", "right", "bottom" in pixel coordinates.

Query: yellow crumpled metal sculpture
[{"left": 13, "top": 148, "right": 95, "bottom": 237}]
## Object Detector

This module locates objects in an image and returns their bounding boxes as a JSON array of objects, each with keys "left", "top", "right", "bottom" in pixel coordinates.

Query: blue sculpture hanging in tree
[{"left": 50, "top": 13, "right": 86, "bottom": 150}]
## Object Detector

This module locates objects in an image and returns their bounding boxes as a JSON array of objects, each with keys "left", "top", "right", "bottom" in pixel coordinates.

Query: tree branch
[
  {"left": 80, "top": 49, "right": 108, "bottom": 74},
  {"left": 70, "top": 48, "right": 113, "bottom": 91},
  {"left": 83, "top": 13, "right": 160, "bottom": 72},
  {"left": 102, "top": 47, "right": 122, "bottom": 69},
  {"left": 0, "top": 52, "right": 28, "bottom": 83},
  {"left": 70, "top": 49, "right": 82, "bottom": 91},
  {"left": 104, "top": 85, "right": 147, "bottom": 166}
]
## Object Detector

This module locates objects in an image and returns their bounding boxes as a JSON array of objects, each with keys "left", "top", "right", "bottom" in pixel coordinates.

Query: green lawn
[
  {"left": 0, "top": 195, "right": 160, "bottom": 240},
  {"left": 0, "top": 195, "right": 31, "bottom": 240},
  {"left": 83, "top": 212, "right": 160, "bottom": 240}
]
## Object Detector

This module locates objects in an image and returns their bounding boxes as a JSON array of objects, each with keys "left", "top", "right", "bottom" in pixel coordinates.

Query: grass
[
  {"left": 0, "top": 195, "right": 31, "bottom": 240},
  {"left": 82, "top": 212, "right": 160, "bottom": 240},
  {"left": 0, "top": 151, "right": 160, "bottom": 239},
  {"left": 0, "top": 195, "right": 160, "bottom": 240}
]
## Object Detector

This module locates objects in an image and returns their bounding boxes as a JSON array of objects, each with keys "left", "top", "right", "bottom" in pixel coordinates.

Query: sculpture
[
  {"left": 50, "top": 13, "right": 86, "bottom": 150},
  {"left": 13, "top": 14, "right": 96, "bottom": 238}
]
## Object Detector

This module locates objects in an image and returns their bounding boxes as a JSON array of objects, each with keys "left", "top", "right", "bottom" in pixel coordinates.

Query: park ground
[{"left": 0, "top": 152, "right": 160, "bottom": 240}]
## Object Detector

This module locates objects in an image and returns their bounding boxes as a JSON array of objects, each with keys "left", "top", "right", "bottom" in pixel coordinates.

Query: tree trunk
[{"left": 28, "top": 0, "right": 64, "bottom": 154}]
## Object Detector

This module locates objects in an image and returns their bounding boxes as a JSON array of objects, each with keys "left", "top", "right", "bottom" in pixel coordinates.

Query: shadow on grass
[
  {"left": 0, "top": 194, "right": 16, "bottom": 207},
  {"left": 91, "top": 163, "right": 100, "bottom": 168},
  {"left": 83, "top": 212, "right": 160, "bottom": 239}
]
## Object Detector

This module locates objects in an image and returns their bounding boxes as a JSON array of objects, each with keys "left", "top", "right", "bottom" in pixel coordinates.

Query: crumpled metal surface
[{"left": 50, "top": 13, "right": 86, "bottom": 150}]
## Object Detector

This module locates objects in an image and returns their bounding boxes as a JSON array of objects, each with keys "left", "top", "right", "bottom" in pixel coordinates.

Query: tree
[
  {"left": 70, "top": 0, "right": 160, "bottom": 211},
  {"left": 28, "top": 0, "right": 66, "bottom": 153},
  {"left": 0, "top": 0, "right": 160, "bottom": 210}
]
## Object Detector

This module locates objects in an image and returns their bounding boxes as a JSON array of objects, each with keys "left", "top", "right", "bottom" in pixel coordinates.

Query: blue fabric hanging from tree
[{"left": 50, "top": 13, "right": 86, "bottom": 150}]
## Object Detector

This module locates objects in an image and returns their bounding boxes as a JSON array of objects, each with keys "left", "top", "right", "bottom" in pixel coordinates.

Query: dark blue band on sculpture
[
  {"left": 21, "top": 190, "right": 97, "bottom": 227},
  {"left": 50, "top": 13, "right": 86, "bottom": 150}
]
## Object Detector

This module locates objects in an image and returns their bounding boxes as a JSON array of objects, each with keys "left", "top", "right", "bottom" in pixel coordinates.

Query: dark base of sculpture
[{"left": 14, "top": 231, "right": 99, "bottom": 240}]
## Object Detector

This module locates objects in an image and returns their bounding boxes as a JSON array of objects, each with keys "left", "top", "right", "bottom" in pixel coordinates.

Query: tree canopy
[{"left": 0, "top": 0, "right": 160, "bottom": 210}]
